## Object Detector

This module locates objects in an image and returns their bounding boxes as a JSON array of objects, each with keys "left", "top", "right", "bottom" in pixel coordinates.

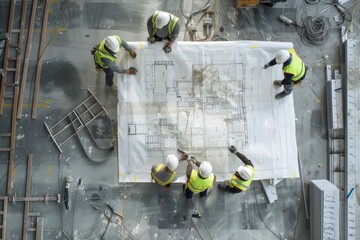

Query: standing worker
[
  {"left": 151, "top": 154, "right": 182, "bottom": 190},
  {"left": 183, "top": 157, "right": 216, "bottom": 199},
  {"left": 147, "top": 10, "right": 180, "bottom": 53},
  {"left": 218, "top": 145, "right": 255, "bottom": 193},
  {"left": 263, "top": 48, "right": 308, "bottom": 99},
  {"left": 92, "top": 35, "right": 137, "bottom": 91}
]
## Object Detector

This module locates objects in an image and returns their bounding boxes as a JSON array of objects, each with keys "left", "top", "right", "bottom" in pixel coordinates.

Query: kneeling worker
[
  {"left": 183, "top": 157, "right": 216, "bottom": 199},
  {"left": 147, "top": 10, "right": 180, "bottom": 53},
  {"left": 218, "top": 145, "right": 255, "bottom": 193},
  {"left": 151, "top": 155, "right": 179, "bottom": 190}
]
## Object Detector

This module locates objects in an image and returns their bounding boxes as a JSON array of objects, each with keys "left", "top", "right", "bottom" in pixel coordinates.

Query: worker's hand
[
  {"left": 262, "top": 63, "right": 270, "bottom": 69},
  {"left": 163, "top": 46, "right": 172, "bottom": 53},
  {"left": 129, "top": 49, "right": 137, "bottom": 59},
  {"left": 148, "top": 37, "right": 156, "bottom": 44},
  {"left": 187, "top": 157, "right": 196, "bottom": 165},
  {"left": 126, "top": 67, "right": 137, "bottom": 75},
  {"left": 229, "top": 145, "right": 238, "bottom": 154}
]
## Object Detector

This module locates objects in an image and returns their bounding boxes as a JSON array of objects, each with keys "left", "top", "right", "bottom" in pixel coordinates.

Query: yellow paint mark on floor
[
  {"left": 133, "top": 176, "right": 137, "bottom": 183},
  {"left": 48, "top": 164, "right": 52, "bottom": 177},
  {"left": 4, "top": 98, "right": 52, "bottom": 109},
  {"left": 13, "top": 168, "right": 16, "bottom": 177},
  {"left": 315, "top": 98, "right": 321, "bottom": 104},
  {"left": 139, "top": 42, "right": 144, "bottom": 49}
]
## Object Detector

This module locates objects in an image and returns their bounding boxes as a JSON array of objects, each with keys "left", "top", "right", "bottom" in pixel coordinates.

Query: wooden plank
[
  {"left": 22, "top": 154, "right": 33, "bottom": 240},
  {"left": 1, "top": 196, "right": 8, "bottom": 240},
  {"left": 36, "top": 217, "right": 44, "bottom": 240},
  {"left": 17, "top": 0, "right": 39, "bottom": 119},
  {"left": 14, "top": 0, "right": 28, "bottom": 86},
  {"left": 22, "top": 202, "right": 29, "bottom": 240},
  {"left": 32, "top": 0, "right": 50, "bottom": 119},
  {"left": 7, "top": 86, "right": 19, "bottom": 195},
  {"left": 0, "top": 0, "right": 15, "bottom": 114}
]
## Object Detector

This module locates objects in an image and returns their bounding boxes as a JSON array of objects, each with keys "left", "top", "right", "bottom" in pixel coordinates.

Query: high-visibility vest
[
  {"left": 283, "top": 48, "right": 305, "bottom": 81},
  {"left": 151, "top": 163, "right": 176, "bottom": 186},
  {"left": 228, "top": 165, "right": 255, "bottom": 191},
  {"left": 187, "top": 170, "right": 214, "bottom": 193},
  {"left": 94, "top": 35, "right": 122, "bottom": 68},
  {"left": 151, "top": 11, "right": 179, "bottom": 37}
]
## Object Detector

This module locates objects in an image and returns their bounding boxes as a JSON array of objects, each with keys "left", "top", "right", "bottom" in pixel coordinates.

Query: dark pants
[
  {"left": 224, "top": 186, "right": 242, "bottom": 193},
  {"left": 103, "top": 68, "right": 114, "bottom": 86},
  {"left": 184, "top": 186, "right": 208, "bottom": 199},
  {"left": 284, "top": 65, "right": 309, "bottom": 95}
]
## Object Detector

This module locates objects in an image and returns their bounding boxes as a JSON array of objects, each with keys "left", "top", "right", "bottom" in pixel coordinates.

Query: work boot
[
  {"left": 273, "top": 80, "right": 282, "bottom": 87},
  {"left": 275, "top": 91, "right": 288, "bottom": 99},
  {"left": 110, "top": 84, "right": 118, "bottom": 92},
  {"left": 218, "top": 180, "right": 228, "bottom": 190}
]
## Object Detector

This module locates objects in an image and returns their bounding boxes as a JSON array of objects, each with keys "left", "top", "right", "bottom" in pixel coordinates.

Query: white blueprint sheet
[{"left": 117, "top": 41, "right": 299, "bottom": 182}]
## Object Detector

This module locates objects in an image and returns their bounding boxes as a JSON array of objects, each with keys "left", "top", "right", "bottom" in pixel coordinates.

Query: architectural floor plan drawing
[{"left": 117, "top": 41, "right": 298, "bottom": 182}]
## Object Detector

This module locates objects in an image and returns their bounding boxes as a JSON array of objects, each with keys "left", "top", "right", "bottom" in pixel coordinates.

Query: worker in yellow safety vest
[
  {"left": 183, "top": 156, "right": 216, "bottom": 199},
  {"left": 218, "top": 145, "right": 255, "bottom": 193},
  {"left": 91, "top": 35, "right": 137, "bottom": 91},
  {"left": 263, "top": 48, "right": 309, "bottom": 99},
  {"left": 147, "top": 10, "right": 180, "bottom": 53},
  {"left": 151, "top": 155, "right": 181, "bottom": 190}
]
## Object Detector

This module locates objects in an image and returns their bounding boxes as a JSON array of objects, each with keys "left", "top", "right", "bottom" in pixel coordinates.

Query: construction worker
[
  {"left": 92, "top": 35, "right": 137, "bottom": 91},
  {"left": 218, "top": 145, "right": 255, "bottom": 193},
  {"left": 183, "top": 157, "right": 216, "bottom": 199},
  {"left": 151, "top": 154, "right": 180, "bottom": 190},
  {"left": 263, "top": 48, "right": 308, "bottom": 99},
  {"left": 147, "top": 10, "right": 180, "bottom": 53}
]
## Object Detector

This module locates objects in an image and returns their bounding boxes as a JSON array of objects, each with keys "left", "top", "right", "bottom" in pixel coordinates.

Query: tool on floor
[
  {"left": 278, "top": 15, "right": 295, "bottom": 25},
  {"left": 64, "top": 176, "right": 73, "bottom": 210}
]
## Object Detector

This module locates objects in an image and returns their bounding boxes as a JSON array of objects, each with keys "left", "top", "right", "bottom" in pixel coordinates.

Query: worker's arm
[
  {"left": 229, "top": 145, "right": 254, "bottom": 168},
  {"left": 168, "top": 22, "right": 180, "bottom": 41},
  {"left": 147, "top": 16, "right": 155, "bottom": 37},
  {"left": 263, "top": 58, "right": 276, "bottom": 69},
  {"left": 101, "top": 58, "right": 126, "bottom": 74},
  {"left": 120, "top": 39, "right": 132, "bottom": 52},
  {"left": 121, "top": 39, "right": 136, "bottom": 58},
  {"left": 186, "top": 159, "right": 201, "bottom": 179},
  {"left": 235, "top": 152, "right": 254, "bottom": 168}
]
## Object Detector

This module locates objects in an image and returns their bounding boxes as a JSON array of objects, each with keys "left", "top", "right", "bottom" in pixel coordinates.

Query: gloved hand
[
  {"left": 163, "top": 46, "right": 172, "bottom": 53},
  {"left": 262, "top": 63, "right": 270, "bottom": 69},
  {"left": 229, "top": 145, "right": 238, "bottom": 154},
  {"left": 129, "top": 49, "right": 137, "bottom": 59},
  {"left": 126, "top": 67, "right": 137, "bottom": 75},
  {"left": 148, "top": 37, "right": 156, "bottom": 44}
]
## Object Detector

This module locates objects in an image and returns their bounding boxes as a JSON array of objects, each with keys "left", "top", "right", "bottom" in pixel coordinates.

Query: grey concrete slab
[{"left": 1, "top": 0, "right": 355, "bottom": 239}]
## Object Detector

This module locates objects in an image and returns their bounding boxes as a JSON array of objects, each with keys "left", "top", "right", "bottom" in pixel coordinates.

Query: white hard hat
[
  {"left": 105, "top": 36, "right": 120, "bottom": 53},
  {"left": 237, "top": 166, "right": 252, "bottom": 180},
  {"left": 199, "top": 161, "right": 213, "bottom": 178},
  {"left": 275, "top": 49, "right": 291, "bottom": 64},
  {"left": 156, "top": 11, "right": 170, "bottom": 29},
  {"left": 166, "top": 154, "right": 179, "bottom": 171}
]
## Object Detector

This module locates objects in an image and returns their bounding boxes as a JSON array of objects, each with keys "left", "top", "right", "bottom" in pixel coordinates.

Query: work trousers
[
  {"left": 284, "top": 66, "right": 309, "bottom": 94},
  {"left": 103, "top": 68, "right": 114, "bottom": 86}
]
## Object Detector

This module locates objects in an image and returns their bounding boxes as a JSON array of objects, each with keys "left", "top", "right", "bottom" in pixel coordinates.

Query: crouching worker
[
  {"left": 218, "top": 145, "right": 255, "bottom": 193},
  {"left": 183, "top": 158, "right": 216, "bottom": 199},
  {"left": 151, "top": 155, "right": 179, "bottom": 190}
]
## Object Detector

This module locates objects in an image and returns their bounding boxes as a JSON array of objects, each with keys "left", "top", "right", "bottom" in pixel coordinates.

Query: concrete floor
[{"left": 0, "top": 0, "right": 358, "bottom": 239}]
